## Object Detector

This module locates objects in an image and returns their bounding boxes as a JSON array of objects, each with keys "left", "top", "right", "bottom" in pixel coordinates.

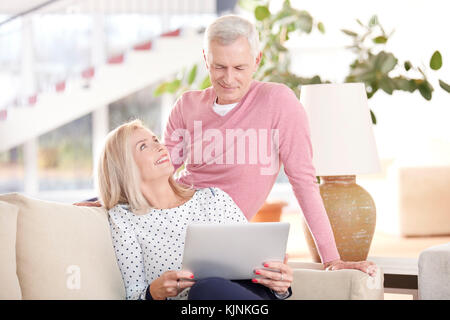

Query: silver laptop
[{"left": 182, "top": 222, "right": 290, "bottom": 280}]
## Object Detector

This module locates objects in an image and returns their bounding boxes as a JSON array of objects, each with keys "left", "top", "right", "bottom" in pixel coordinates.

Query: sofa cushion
[
  {"left": 0, "top": 201, "right": 22, "bottom": 300},
  {"left": 0, "top": 193, "right": 125, "bottom": 299}
]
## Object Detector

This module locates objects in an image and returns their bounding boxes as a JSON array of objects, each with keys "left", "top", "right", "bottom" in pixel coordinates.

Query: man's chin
[{"left": 217, "top": 91, "right": 241, "bottom": 104}]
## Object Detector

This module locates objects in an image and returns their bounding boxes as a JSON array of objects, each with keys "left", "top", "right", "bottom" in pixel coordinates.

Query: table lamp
[{"left": 299, "top": 82, "right": 381, "bottom": 262}]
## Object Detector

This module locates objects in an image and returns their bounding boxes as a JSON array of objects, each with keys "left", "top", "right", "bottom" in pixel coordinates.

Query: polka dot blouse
[{"left": 108, "top": 187, "right": 248, "bottom": 300}]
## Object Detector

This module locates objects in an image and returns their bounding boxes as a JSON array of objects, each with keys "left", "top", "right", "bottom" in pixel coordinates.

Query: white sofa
[{"left": 0, "top": 193, "right": 384, "bottom": 300}]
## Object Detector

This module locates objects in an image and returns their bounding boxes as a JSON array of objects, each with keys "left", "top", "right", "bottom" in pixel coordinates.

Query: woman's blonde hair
[{"left": 97, "top": 119, "right": 194, "bottom": 212}]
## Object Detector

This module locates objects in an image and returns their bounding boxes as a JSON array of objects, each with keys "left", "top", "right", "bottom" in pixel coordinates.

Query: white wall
[{"left": 285, "top": 0, "right": 450, "bottom": 159}]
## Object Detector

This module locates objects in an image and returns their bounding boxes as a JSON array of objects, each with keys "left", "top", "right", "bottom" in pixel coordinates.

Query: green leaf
[
  {"left": 274, "top": 41, "right": 288, "bottom": 52},
  {"left": 356, "top": 19, "right": 364, "bottom": 27},
  {"left": 255, "top": 5, "right": 271, "bottom": 21},
  {"left": 369, "top": 15, "right": 379, "bottom": 27},
  {"left": 341, "top": 29, "right": 358, "bottom": 37},
  {"left": 370, "top": 109, "right": 377, "bottom": 125},
  {"left": 296, "top": 11, "right": 313, "bottom": 33},
  {"left": 187, "top": 64, "right": 197, "bottom": 85},
  {"left": 166, "top": 79, "right": 181, "bottom": 93},
  {"left": 373, "top": 36, "right": 387, "bottom": 44},
  {"left": 199, "top": 75, "right": 211, "bottom": 90},
  {"left": 404, "top": 61, "right": 412, "bottom": 71},
  {"left": 439, "top": 79, "right": 450, "bottom": 93},
  {"left": 418, "top": 81, "right": 433, "bottom": 100},
  {"left": 379, "top": 77, "right": 395, "bottom": 94},
  {"left": 430, "top": 50, "right": 443, "bottom": 70},
  {"left": 377, "top": 52, "right": 397, "bottom": 74},
  {"left": 238, "top": 0, "right": 258, "bottom": 12},
  {"left": 153, "top": 82, "right": 168, "bottom": 97},
  {"left": 317, "top": 22, "right": 325, "bottom": 33},
  {"left": 393, "top": 77, "right": 415, "bottom": 92}
]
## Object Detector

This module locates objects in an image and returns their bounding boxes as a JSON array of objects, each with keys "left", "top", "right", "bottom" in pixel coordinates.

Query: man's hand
[
  {"left": 73, "top": 201, "right": 102, "bottom": 207},
  {"left": 324, "top": 259, "right": 378, "bottom": 277}
]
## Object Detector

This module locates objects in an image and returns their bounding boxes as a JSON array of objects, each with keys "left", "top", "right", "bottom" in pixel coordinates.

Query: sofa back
[{"left": 0, "top": 193, "right": 125, "bottom": 300}]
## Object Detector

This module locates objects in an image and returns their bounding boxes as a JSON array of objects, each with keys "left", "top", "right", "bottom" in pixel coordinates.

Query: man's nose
[{"left": 223, "top": 68, "right": 234, "bottom": 84}]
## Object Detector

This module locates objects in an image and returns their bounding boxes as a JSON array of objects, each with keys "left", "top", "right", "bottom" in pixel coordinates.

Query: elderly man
[{"left": 164, "top": 15, "right": 375, "bottom": 275}]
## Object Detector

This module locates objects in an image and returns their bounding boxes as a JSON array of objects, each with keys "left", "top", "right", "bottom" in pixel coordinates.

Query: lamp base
[{"left": 303, "top": 175, "right": 376, "bottom": 262}]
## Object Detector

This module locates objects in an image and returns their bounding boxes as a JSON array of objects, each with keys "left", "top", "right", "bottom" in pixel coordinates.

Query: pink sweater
[{"left": 164, "top": 80, "right": 340, "bottom": 263}]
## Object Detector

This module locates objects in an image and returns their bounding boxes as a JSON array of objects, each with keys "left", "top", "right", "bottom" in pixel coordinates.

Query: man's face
[{"left": 204, "top": 36, "right": 261, "bottom": 105}]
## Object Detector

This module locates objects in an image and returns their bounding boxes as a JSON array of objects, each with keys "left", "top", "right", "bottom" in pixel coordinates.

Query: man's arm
[
  {"left": 163, "top": 97, "right": 188, "bottom": 173},
  {"left": 275, "top": 85, "right": 340, "bottom": 264}
]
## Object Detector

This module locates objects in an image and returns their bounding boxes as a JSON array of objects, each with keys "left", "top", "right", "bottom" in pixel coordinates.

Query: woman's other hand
[
  {"left": 149, "top": 270, "right": 195, "bottom": 300},
  {"left": 253, "top": 254, "right": 293, "bottom": 295}
]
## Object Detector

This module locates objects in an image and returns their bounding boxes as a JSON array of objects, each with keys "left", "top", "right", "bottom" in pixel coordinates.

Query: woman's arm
[{"left": 108, "top": 206, "right": 149, "bottom": 300}]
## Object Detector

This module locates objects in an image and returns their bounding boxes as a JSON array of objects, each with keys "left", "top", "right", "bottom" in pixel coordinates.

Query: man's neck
[{"left": 215, "top": 97, "right": 240, "bottom": 106}]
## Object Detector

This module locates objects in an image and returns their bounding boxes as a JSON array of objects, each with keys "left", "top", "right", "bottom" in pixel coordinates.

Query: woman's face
[{"left": 130, "top": 128, "right": 174, "bottom": 182}]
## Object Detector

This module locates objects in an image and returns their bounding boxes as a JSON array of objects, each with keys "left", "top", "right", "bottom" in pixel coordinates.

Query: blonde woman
[{"left": 96, "top": 119, "right": 293, "bottom": 300}]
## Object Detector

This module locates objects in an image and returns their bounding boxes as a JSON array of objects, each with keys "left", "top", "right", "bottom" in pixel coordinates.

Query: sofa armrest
[
  {"left": 287, "top": 261, "right": 384, "bottom": 300},
  {"left": 418, "top": 242, "right": 450, "bottom": 300}
]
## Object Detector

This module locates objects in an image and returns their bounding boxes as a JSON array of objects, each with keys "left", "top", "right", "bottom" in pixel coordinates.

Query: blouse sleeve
[{"left": 108, "top": 206, "right": 149, "bottom": 300}]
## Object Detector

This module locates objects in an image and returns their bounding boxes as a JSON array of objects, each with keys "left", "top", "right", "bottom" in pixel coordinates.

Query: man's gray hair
[{"left": 204, "top": 15, "right": 260, "bottom": 58}]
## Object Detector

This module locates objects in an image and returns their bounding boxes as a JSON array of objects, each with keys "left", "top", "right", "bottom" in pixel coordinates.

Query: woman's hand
[
  {"left": 253, "top": 254, "right": 293, "bottom": 295},
  {"left": 149, "top": 270, "right": 195, "bottom": 300},
  {"left": 324, "top": 259, "right": 378, "bottom": 277},
  {"left": 73, "top": 201, "right": 102, "bottom": 207}
]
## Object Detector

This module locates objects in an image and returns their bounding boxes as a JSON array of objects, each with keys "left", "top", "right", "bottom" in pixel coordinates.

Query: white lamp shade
[{"left": 300, "top": 83, "right": 381, "bottom": 176}]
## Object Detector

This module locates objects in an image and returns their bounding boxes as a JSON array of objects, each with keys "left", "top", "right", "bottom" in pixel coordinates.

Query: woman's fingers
[
  {"left": 262, "top": 260, "right": 293, "bottom": 277},
  {"left": 255, "top": 267, "right": 292, "bottom": 282},
  {"left": 253, "top": 277, "right": 290, "bottom": 295},
  {"left": 174, "top": 270, "right": 195, "bottom": 280},
  {"left": 253, "top": 259, "right": 293, "bottom": 294},
  {"left": 165, "top": 270, "right": 195, "bottom": 292}
]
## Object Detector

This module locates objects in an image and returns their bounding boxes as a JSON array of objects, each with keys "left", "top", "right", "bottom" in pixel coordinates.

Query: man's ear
[
  {"left": 254, "top": 51, "right": 262, "bottom": 71},
  {"left": 202, "top": 49, "right": 209, "bottom": 70}
]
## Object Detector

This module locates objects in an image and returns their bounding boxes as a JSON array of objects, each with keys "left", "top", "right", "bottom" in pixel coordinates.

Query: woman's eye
[{"left": 140, "top": 144, "right": 146, "bottom": 151}]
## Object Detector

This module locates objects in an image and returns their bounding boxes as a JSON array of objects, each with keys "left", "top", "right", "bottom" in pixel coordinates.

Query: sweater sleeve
[
  {"left": 163, "top": 96, "right": 188, "bottom": 172},
  {"left": 275, "top": 85, "right": 340, "bottom": 264},
  {"left": 108, "top": 206, "right": 149, "bottom": 300}
]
